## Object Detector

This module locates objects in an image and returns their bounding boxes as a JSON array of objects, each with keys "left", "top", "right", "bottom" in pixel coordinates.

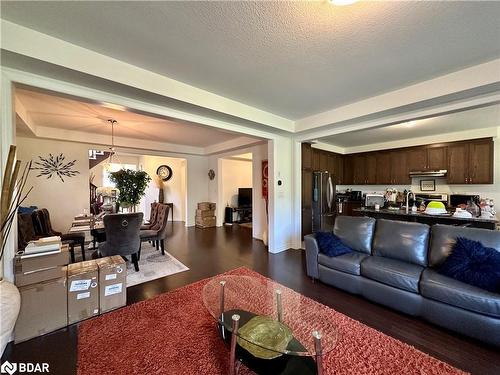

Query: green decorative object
[
  {"left": 109, "top": 169, "right": 151, "bottom": 209},
  {"left": 237, "top": 316, "right": 293, "bottom": 359}
]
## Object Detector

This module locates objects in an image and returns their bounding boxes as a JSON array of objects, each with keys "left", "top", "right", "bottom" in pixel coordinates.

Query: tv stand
[{"left": 233, "top": 206, "right": 252, "bottom": 224}]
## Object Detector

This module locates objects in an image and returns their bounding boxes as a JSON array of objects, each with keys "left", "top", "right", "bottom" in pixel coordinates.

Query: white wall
[
  {"left": 338, "top": 135, "right": 500, "bottom": 219},
  {"left": 221, "top": 158, "right": 252, "bottom": 212},
  {"left": 90, "top": 154, "right": 141, "bottom": 188},
  {"left": 138, "top": 155, "right": 187, "bottom": 222},
  {"left": 208, "top": 143, "right": 269, "bottom": 241},
  {"left": 16, "top": 136, "right": 90, "bottom": 232}
]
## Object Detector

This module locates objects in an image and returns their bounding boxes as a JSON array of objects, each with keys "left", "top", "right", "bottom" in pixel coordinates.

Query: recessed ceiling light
[{"left": 329, "top": 0, "right": 359, "bottom": 5}]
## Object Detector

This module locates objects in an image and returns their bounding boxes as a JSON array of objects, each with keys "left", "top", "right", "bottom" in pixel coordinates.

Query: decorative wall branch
[{"left": 32, "top": 153, "right": 80, "bottom": 182}]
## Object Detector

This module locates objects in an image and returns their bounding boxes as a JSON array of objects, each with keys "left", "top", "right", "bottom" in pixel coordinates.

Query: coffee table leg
[
  {"left": 229, "top": 314, "right": 240, "bottom": 375},
  {"left": 219, "top": 281, "right": 226, "bottom": 338},
  {"left": 313, "top": 330, "right": 323, "bottom": 375},
  {"left": 275, "top": 289, "right": 283, "bottom": 323}
]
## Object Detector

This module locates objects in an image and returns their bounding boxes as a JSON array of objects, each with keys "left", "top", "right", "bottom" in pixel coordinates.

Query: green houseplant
[{"left": 109, "top": 169, "right": 151, "bottom": 211}]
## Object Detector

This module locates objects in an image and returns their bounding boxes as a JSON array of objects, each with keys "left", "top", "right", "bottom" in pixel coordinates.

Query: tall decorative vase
[
  {"left": 0, "top": 279, "right": 21, "bottom": 356},
  {"left": 158, "top": 187, "right": 165, "bottom": 203}
]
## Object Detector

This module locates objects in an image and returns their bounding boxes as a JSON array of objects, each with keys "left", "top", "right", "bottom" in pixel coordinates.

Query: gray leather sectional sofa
[{"left": 305, "top": 217, "right": 500, "bottom": 346}]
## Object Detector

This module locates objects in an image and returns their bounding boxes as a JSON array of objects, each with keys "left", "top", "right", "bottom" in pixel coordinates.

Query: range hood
[{"left": 409, "top": 169, "right": 447, "bottom": 178}]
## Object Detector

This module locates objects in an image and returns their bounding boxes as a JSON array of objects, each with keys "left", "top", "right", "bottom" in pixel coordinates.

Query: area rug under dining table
[{"left": 77, "top": 267, "right": 467, "bottom": 375}]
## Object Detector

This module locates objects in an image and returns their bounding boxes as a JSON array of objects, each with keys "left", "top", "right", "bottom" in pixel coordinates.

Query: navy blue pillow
[
  {"left": 315, "top": 232, "right": 352, "bottom": 257},
  {"left": 437, "top": 237, "right": 500, "bottom": 293}
]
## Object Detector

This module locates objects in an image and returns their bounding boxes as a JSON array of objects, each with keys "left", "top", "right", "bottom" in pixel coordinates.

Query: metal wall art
[{"left": 32, "top": 153, "right": 80, "bottom": 182}]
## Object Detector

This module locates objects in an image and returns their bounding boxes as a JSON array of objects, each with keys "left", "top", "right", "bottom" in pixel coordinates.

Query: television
[{"left": 238, "top": 188, "right": 252, "bottom": 208}]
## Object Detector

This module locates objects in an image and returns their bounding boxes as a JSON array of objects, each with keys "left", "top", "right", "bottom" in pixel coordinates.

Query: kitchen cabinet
[
  {"left": 447, "top": 139, "right": 493, "bottom": 184},
  {"left": 427, "top": 146, "right": 447, "bottom": 170},
  {"left": 406, "top": 147, "right": 427, "bottom": 172},
  {"left": 352, "top": 155, "right": 366, "bottom": 185},
  {"left": 343, "top": 156, "right": 354, "bottom": 185},
  {"left": 335, "top": 155, "right": 344, "bottom": 184},
  {"left": 469, "top": 139, "right": 493, "bottom": 184},
  {"left": 391, "top": 150, "right": 409, "bottom": 184},
  {"left": 319, "top": 151, "right": 328, "bottom": 171},
  {"left": 312, "top": 149, "right": 320, "bottom": 171},
  {"left": 376, "top": 153, "right": 391, "bottom": 184},
  {"left": 447, "top": 143, "right": 469, "bottom": 184},
  {"left": 365, "top": 153, "right": 377, "bottom": 184},
  {"left": 302, "top": 143, "right": 312, "bottom": 169}
]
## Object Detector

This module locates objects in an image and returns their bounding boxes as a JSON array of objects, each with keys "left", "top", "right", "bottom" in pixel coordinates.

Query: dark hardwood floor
[{"left": 3, "top": 222, "right": 500, "bottom": 375}]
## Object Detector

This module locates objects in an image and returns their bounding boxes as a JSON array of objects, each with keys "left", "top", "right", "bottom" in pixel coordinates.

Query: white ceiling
[
  {"left": 15, "top": 88, "right": 256, "bottom": 147},
  {"left": 2, "top": 1, "right": 499, "bottom": 120},
  {"left": 319, "top": 104, "right": 500, "bottom": 148}
]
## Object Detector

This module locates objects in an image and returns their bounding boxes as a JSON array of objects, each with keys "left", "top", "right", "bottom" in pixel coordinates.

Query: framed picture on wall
[{"left": 420, "top": 179, "right": 436, "bottom": 192}]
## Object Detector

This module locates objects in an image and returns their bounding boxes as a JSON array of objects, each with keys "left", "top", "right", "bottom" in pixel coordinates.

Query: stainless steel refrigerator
[{"left": 312, "top": 171, "right": 336, "bottom": 232}]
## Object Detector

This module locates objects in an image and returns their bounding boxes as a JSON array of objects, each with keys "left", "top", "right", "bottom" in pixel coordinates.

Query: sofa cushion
[
  {"left": 318, "top": 251, "right": 369, "bottom": 276},
  {"left": 361, "top": 256, "right": 424, "bottom": 293},
  {"left": 333, "top": 216, "right": 376, "bottom": 254},
  {"left": 420, "top": 269, "right": 500, "bottom": 318},
  {"left": 315, "top": 232, "right": 352, "bottom": 257},
  {"left": 429, "top": 224, "right": 500, "bottom": 267},
  {"left": 437, "top": 237, "right": 500, "bottom": 293},
  {"left": 372, "top": 219, "right": 430, "bottom": 266}
]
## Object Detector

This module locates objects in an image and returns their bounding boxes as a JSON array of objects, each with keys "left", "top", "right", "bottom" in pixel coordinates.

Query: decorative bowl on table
[
  {"left": 424, "top": 201, "right": 448, "bottom": 215},
  {"left": 237, "top": 316, "right": 293, "bottom": 359}
]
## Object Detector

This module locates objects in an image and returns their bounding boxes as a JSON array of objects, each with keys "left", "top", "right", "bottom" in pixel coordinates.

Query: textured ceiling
[
  {"left": 15, "top": 88, "right": 251, "bottom": 147},
  {"left": 319, "top": 104, "right": 500, "bottom": 148},
  {"left": 2, "top": 1, "right": 500, "bottom": 119}
]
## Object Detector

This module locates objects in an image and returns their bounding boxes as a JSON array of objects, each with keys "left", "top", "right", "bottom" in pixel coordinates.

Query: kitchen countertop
[{"left": 354, "top": 208, "right": 498, "bottom": 223}]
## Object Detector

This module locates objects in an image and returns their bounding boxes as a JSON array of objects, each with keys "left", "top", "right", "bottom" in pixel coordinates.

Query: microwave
[
  {"left": 449, "top": 194, "right": 480, "bottom": 208},
  {"left": 365, "top": 194, "right": 385, "bottom": 208}
]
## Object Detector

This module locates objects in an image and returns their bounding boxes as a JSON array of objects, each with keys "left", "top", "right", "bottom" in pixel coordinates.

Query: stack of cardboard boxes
[
  {"left": 195, "top": 202, "right": 216, "bottom": 228},
  {"left": 14, "top": 247, "right": 127, "bottom": 343}
]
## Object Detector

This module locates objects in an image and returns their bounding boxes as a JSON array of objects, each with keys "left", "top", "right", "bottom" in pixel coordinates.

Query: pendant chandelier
[{"left": 104, "top": 119, "right": 121, "bottom": 172}]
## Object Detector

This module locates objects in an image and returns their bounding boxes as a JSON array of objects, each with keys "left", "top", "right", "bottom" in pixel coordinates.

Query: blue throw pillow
[
  {"left": 315, "top": 232, "right": 352, "bottom": 257},
  {"left": 437, "top": 237, "right": 500, "bottom": 293}
]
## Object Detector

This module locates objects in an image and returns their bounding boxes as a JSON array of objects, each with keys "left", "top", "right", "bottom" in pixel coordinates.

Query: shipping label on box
[
  {"left": 67, "top": 260, "right": 99, "bottom": 324},
  {"left": 96, "top": 256, "right": 127, "bottom": 313}
]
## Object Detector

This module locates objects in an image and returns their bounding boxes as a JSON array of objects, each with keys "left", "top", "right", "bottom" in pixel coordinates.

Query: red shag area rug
[{"left": 78, "top": 267, "right": 467, "bottom": 375}]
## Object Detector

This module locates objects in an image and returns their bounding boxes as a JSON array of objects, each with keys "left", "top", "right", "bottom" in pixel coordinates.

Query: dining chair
[
  {"left": 139, "top": 204, "right": 170, "bottom": 255},
  {"left": 99, "top": 212, "right": 143, "bottom": 271},
  {"left": 141, "top": 202, "right": 159, "bottom": 230},
  {"left": 32, "top": 208, "right": 86, "bottom": 262}
]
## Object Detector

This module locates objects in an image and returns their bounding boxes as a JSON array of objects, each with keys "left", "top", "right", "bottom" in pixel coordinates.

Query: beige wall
[
  {"left": 139, "top": 155, "right": 187, "bottom": 222},
  {"left": 17, "top": 136, "right": 90, "bottom": 232}
]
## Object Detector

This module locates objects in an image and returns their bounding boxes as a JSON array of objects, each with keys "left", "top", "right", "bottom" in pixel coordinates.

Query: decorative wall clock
[
  {"left": 32, "top": 153, "right": 80, "bottom": 182},
  {"left": 156, "top": 165, "right": 173, "bottom": 181}
]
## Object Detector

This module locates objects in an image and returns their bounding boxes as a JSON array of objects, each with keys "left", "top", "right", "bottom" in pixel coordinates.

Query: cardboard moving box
[
  {"left": 15, "top": 273, "right": 68, "bottom": 343},
  {"left": 67, "top": 260, "right": 99, "bottom": 324},
  {"left": 195, "top": 216, "right": 216, "bottom": 228},
  {"left": 96, "top": 256, "right": 126, "bottom": 313},
  {"left": 197, "top": 202, "right": 216, "bottom": 210}
]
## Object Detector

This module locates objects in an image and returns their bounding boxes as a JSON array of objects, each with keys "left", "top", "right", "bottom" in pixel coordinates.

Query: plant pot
[{"left": 0, "top": 279, "right": 20, "bottom": 356}]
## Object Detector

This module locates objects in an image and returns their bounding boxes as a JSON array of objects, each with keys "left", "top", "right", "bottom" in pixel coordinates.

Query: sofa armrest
[{"left": 304, "top": 234, "right": 320, "bottom": 279}]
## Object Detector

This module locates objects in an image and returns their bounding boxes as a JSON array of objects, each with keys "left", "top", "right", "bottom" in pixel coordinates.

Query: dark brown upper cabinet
[
  {"left": 365, "top": 153, "right": 378, "bottom": 185},
  {"left": 406, "top": 147, "right": 427, "bottom": 172},
  {"left": 427, "top": 146, "right": 447, "bottom": 171},
  {"left": 352, "top": 155, "right": 366, "bottom": 185},
  {"left": 375, "top": 152, "right": 392, "bottom": 184},
  {"left": 390, "top": 150, "right": 409, "bottom": 184},
  {"left": 302, "top": 143, "right": 312, "bottom": 170},
  {"left": 448, "top": 139, "right": 493, "bottom": 184}
]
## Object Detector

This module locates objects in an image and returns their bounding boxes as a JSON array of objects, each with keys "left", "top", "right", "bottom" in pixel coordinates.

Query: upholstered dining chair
[
  {"left": 32, "top": 208, "right": 86, "bottom": 262},
  {"left": 140, "top": 202, "right": 159, "bottom": 230},
  {"left": 99, "top": 212, "right": 143, "bottom": 271},
  {"left": 139, "top": 204, "right": 170, "bottom": 255}
]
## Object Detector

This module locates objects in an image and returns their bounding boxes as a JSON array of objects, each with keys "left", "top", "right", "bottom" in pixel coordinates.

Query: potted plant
[
  {"left": 1, "top": 145, "right": 32, "bottom": 356},
  {"left": 109, "top": 169, "right": 151, "bottom": 211}
]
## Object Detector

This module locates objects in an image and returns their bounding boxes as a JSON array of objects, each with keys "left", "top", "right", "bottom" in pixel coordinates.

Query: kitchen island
[{"left": 353, "top": 208, "right": 498, "bottom": 230}]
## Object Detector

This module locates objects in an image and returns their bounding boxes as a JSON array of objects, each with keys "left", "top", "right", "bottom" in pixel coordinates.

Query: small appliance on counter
[{"left": 365, "top": 194, "right": 385, "bottom": 209}]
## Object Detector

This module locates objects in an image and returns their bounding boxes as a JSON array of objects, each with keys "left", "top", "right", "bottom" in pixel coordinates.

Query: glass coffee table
[{"left": 202, "top": 275, "right": 338, "bottom": 375}]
